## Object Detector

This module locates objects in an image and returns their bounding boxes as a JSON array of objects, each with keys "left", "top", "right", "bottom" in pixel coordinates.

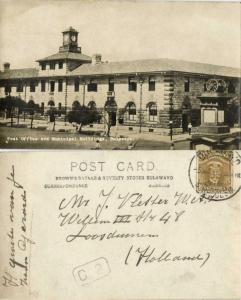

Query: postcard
[
  {"left": 0, "top": 150, "right": 240, "bottom": 299},
  {"left": 0, "top": 1, "right": 240, "bottom": 300},
  {"left": 0, "top": 1, "right": 240, "bottom": 150}
]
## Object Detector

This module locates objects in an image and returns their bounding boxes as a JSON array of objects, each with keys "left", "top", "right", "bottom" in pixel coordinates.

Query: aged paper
[
  {"left": 0, "top": 1, "right": 240, "bottom": 300},
  {"left": 0, "top": 1, "right": 240, "bottom": 150},
  {"left": 0, "top": 151, "right": 240, "bottom": 299}
]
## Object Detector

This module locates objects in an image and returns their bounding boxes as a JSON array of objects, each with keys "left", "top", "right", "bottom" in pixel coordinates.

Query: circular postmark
[{"left": 188, "top": 151, "right": 241, "bottom": 201}]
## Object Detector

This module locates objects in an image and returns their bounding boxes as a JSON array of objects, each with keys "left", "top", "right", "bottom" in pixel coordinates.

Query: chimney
[
  {"left": 92, "top": 54, "right": 102, "bottom": 65},
  {"left": 3, "top": 62, "right": 10, "bottom": 71}
]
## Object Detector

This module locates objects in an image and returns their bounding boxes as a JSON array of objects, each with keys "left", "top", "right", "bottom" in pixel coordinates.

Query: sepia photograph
[
  {"left": 0, "top": 0, "right": 240, "bottom": 150},
  {"left": 0, "top": 2, "right": 241, "bottom": 300}
]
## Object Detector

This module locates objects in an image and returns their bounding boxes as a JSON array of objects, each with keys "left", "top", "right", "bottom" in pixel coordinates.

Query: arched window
[
  {"left": 88, "top": 101, "right": 96, "bottom": 110},
  {"left": 147, "top": 102, "right": 157, "bottom": 122},
  {"left": 48, "top": 100, "right": 55, "bottom": 107},
  {"left": 126, "top": 102, "right": 136, "bottom": 121},
  {"left": 28, "top": 100, "right": 35, "bottom": 107},
  {"left": 72, "top": 100, "right": 80, "bottom": 110}
]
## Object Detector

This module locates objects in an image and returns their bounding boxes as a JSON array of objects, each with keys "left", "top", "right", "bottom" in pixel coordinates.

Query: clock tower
[{"left": 59, "top": 27, "right": 81, "bottom": 53}]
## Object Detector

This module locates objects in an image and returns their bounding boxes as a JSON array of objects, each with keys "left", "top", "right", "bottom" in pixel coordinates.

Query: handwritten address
[{"left": 57, "top": 187, "right": 211, "bottom": 268}]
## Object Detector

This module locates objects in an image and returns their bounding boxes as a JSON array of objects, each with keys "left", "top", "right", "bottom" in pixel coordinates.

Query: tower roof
[
  {"left": 62, "top": 26, "right": 78, "bottom": 33},
  {"left": 36, "top": 52, "right": 91, "bottom": 62}
]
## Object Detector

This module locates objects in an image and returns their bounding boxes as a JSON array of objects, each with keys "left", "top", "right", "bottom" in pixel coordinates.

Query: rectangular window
[
  {"left": 5, "top": 86, "right": 11, "bottom": 95},
  {"left": 17, "top": 81, "right": 23, "bottom": 92},
  {"left": 128, "top": 77, "right": 137, "bottom": 92},
  {"left": 59, "top": 61, "right": 63, "bottom": 69},
  {"left": 41, "top": 80, "right": 46, "bottom": 92},
  {"left": 87, "top": 79, "right": 97, "bottom": 92},
  {"left": 204, "top": 82, "right": 207, "bottom": 92},
  {"left": 58, "top": 79, "right": 63, "bottom": 92},
  {"left": 149, "top": 76, "right": 155, "bottom": 91},
  {"left": 41, "top": 63, "right": 46, "bottom": 70},
  {"left": 108, "top": 78, "right": 114, "bottom": 92},
  {"left": 74, "top": 78, "right": 79, "bottom": 92},
  {"left": 50, "top": 62, "right": 55, "bottom": 70},
  {"left": 184, "top": 77, "right": 190, "bottom": 92},
  {"left": 50, "top": 81, "right": 55, "bottom": 92},
  {"left": 30, "top": 81, "right": 35, "bottom": 92}
]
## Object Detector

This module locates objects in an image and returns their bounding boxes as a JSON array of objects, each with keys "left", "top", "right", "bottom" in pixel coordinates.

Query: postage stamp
[
  {"left": 196, "top": 151, "right": 233, "bottom": 194},
  {"left": 72, "top": 257, "right": 111, "bottom": 286}
]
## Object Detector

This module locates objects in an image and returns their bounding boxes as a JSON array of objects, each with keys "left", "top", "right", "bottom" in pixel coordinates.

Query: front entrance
[
  {"left": 104, "top": 98, "right": 117, "bottom": 127},
  {"left": 182, "top": 113, "right": 188, "bottom": 132}
]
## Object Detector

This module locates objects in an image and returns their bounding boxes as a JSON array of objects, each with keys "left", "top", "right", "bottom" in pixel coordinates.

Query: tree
[
  {"left": 68, "top": 105, "right": 100, "bottom": 132},
  {"left": 0, "top": 96, "right": 27, "bottom": 111},
  {"left": 0, "top": 96, "right": 27, "bottom": 119},
  {"left": 26, "top": 100, "right": 40, "bottom": 128}
]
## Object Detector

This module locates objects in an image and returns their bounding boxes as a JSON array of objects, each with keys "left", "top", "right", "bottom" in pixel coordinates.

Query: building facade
[{"left": 0, "top": 27, "right": 240, "bottom": 133}]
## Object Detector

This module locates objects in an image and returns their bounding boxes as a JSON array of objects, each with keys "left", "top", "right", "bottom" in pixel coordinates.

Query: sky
[{"left": 0, "top": 0, "right": 240, "bottom": 70}]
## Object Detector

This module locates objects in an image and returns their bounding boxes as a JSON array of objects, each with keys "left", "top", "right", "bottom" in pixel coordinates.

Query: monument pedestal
[
  {"left": 195, "top": 125, "right": 230, "bottom": 134},
  {"left": 190, "top": 83, "right": 238, "bottom": 150}
]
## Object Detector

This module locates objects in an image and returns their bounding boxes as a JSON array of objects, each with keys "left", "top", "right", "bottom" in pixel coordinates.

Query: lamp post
[
  {"left": 82, "top": 80, "right": 86, "bottom": 106},
  {"left": 169, "top": 120, "right": 173, "bottom": 141},
  {"left": 139, "top": 78, "right": 144, "bottom": 133},
  {"left": 64, "top": 77, "right": 68, "bottom": 124},
  {"left": 169, "top": 93, "right": 174, "bottom": 141}
]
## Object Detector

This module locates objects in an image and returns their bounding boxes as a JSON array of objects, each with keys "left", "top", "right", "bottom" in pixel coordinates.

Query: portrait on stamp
[{"left": 196, "top": 151, "right": 233, "bottom": 194}]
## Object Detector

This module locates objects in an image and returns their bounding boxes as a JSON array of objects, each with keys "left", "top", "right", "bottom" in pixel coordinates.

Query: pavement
[{"left": 1, "top": 117, "right": 240, "bottom": 146}]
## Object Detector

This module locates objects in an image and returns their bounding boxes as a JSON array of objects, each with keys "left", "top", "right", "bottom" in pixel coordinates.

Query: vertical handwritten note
[{"left": 1, "top": 166, "right": 35, "bottom": 288}]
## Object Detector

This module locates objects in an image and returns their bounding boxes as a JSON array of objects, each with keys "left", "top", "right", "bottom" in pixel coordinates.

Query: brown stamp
[{"left": 196, "top": 151, "right": 233, "bottom": 194}]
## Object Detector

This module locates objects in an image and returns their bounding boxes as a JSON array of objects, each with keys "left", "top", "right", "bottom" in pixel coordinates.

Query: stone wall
[{"left": 0, "top": 72, "right": 239, "bottom": 131}]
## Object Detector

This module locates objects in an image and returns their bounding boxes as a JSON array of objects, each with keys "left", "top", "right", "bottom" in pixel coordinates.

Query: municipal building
[{"left": 0, "top": 27, "right": 240, "bottom": 133}]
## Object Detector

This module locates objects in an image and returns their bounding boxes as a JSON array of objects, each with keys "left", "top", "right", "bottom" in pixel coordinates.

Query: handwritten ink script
[
  {"left": 0, "top": 151, "right": 240, "bottom": 300},
  {"left": 57, "top": 187, "right": 211, "bottom": 268},
  {"left": 1, "top": 166, "right": 35, "bottom": 288}
]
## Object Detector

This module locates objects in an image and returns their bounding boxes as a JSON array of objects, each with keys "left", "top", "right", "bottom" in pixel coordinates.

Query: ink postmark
[
  {"left": 188, "top": 151, "right": 240, "bottom": 201},
  {"left": 73, "top": 257, "right": 111, "bottom": 286}
]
